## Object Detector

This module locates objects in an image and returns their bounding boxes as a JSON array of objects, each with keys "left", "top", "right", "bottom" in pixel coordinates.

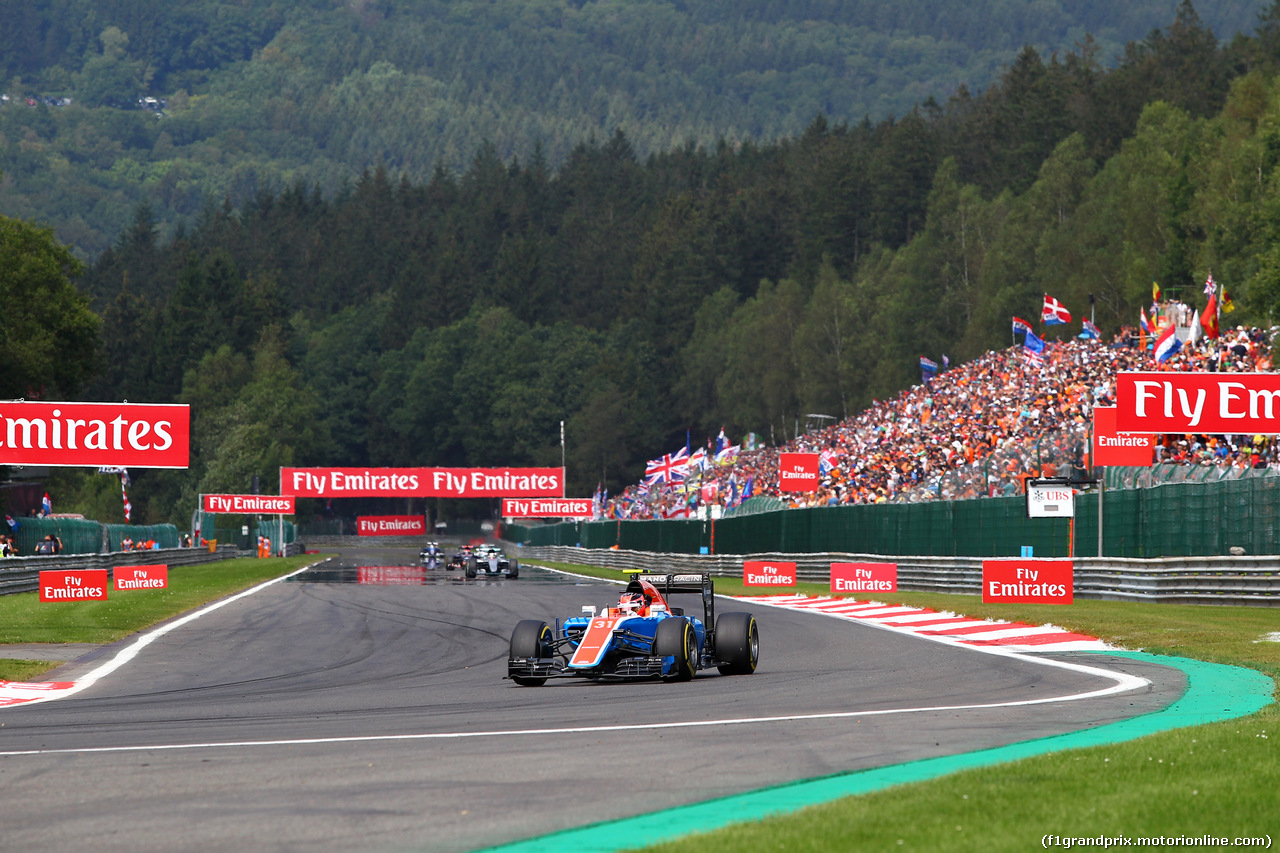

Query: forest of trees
[
  {"left": 8, "top": 2, "right": 1280, "bottom": 525},
  {"left": 0, "top": 0, "right": 1268, "bottom": 256}
]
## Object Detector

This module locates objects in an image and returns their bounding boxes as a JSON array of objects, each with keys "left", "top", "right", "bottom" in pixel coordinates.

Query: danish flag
[{"left": 1042, "top": 294, "right": 1071, "bottom": 325}]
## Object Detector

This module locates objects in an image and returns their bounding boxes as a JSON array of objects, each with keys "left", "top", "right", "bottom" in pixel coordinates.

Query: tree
[{"left": 0, "top": 215, "right": 100, "bottom": 399}]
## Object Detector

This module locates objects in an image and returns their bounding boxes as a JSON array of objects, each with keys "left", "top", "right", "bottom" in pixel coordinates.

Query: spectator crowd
[{"left": 602, "top": 318, "right": 1279, "bottom": 520}]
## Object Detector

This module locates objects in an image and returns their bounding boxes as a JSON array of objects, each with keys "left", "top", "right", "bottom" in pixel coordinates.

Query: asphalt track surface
[{"left": 0, "top": 546, "right": 1184, "bottom": 853}]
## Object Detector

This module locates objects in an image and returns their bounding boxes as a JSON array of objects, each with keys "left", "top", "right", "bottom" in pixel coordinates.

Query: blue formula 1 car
[{"left": 506, "top": 572, "right": 758, "bottom": 685}]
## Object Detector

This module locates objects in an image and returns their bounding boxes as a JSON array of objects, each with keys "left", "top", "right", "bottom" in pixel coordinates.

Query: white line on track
[
  {"left": 0, "top": 562, "right": 1150, "bottom": 758},
  {"left": 0, "top": 559, "right": 325, "bottom": 709},
  {"left": 0, "top": 666, "right": 1146, "bottom": 758}
]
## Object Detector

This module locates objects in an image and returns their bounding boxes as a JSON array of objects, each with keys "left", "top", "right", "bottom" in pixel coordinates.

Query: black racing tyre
[
  {"left": 509, "top": 620, "right": 552, "bottom": 686},
  {"left": 714, "top": 612, "right": 759, "bottom": 675},
  {"left": 654, "top": 617, "right": 697, "bottom": 682},
  {"left": 465, "top": 558, "right": 478, "bottom": 579},
  {"left": 507, "top": 559, "right": 519, "bottom": 579}
]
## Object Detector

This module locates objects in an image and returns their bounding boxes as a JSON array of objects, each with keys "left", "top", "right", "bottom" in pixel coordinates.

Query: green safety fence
[
  {"left": 9, "top": 516, "right": 105, "bottom": 556},
  {"left": 104, "top": 523, "right": 181, "bottom": 552},
  {"left": 192, "top": 511, "right": 296, "bottom": 551},
  {"left": 508, "top": 474, "right": 1280, "bottom": 558}
]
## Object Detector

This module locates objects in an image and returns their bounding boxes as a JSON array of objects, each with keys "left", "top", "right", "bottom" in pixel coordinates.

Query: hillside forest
[
  {"left": 0, "top": 0, "right": 1268, "bottom": 257},
  {"left": 9, "top": 2, "right": 1280, "bottom": 525}
]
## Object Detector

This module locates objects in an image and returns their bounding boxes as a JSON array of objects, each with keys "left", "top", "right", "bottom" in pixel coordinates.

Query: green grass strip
[
  {"left": 0, "top": 659, "right": 61, "bottom": 682},
  {"left": 481, "top": 653, "right": 1271, "bottom": 853}
]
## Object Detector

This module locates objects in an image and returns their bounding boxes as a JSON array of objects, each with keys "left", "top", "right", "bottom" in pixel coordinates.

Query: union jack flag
[{"left": 645, "top": 448, "right": 690, "bottom": 483}]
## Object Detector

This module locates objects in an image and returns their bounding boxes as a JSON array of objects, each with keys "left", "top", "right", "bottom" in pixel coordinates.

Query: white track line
[
  {"left": 0, "top": 560, "right": 325, "bottom": 709},
  {"left": 0, "top": 665, "right": 1146, "bottom": 758}
]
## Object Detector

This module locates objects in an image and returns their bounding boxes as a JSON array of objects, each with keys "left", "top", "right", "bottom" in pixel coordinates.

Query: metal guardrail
[
  {"left": 0, "top": 546, "right": 240, "bottom": 596},
  {"left": 517, "top": 546, "right": 1280, "bottom": 607}
]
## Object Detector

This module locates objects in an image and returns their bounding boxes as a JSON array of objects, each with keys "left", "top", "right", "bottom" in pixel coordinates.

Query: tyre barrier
[
  {"left": 0, "top": 545, "right": 240, "bottom": 596},
  {"left": 516, "top": 545, "right": 1280, "bottom": 607}
]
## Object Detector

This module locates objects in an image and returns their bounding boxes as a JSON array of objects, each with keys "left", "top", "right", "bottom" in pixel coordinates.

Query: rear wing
[{"left": 629, "top": 572, "right": 714, "bottom": 626}]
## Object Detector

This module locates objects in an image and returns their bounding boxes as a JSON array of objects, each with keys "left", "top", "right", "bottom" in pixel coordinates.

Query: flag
[
  {"left": 1204, "top": 273, "right": 1217, "bottom": 298},
  {"left": 742, "top": 475, "right": 755, "bottom": 501},
  {"left": 1042, "top": 294, "right": 1071, "bottom": 325},
  {"left": 41, "top": 493, "right": 52, "bottom": 515},
  {"left": 121, "top": 478, "right": 132, "bottom": 522},
  {"left": 1222, "top": 289, "right": 1235, "bottom": 313},
  {"left": 661, "top": 505, "right": 690, "bottom": 520},
  {"left": 1188, "top": 307, "right": 1203, "bottom": 346},
  {"left": 701, "top": 480, "right": 718, "bottom": 504},
  {"left": 743, "top": 432, "right": 760, "bottom": 451},
  {"left": 942, "top": 354, "right": 950, "bottom": 370},
  {"left": 1202, "top": 294, "right": 1220, "bottom": 339},
  {"left": 1152, "top": 281, "right": 1162, "bottom": 303},
  {"left": 687, "top": 447, "right": 709, "bottom": 471},
  {"left": 1082, "top": 319, "right": 1100, "bottom": 340},
  {"left": 1154, "top": 323, "right": 1182, "bottom": 363},
  {"left": 1012, "top": 316, "right": 1033, "bottom": 336},
  {"left": 714, "top": 444, "right": 740, "bottom": 466},
  {"left": 645, "top": 448, "right": 690, "bottom": 483},
  {"left": 714, "top": 428, "right": 727, "bottom": 455},
  {"left": 1139, "top": 307, "right": 1152, "bottom": 335},
  {"left": 4, "top": 515, "right": 16, "bottom": 530},
  {"left": 1023, "top": 330, "right": 1046, "bottom": 366},
  {"left": 920, "top": 356, "right": 938, "bottom": 374},
  {"left": 820, "top": 448, "right": 839, "bottom": 474}
]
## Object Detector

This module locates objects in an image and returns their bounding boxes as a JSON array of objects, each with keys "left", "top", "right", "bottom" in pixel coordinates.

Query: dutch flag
[{"left": 1154, "top": 323, "right": 1182, "bottom": 363}]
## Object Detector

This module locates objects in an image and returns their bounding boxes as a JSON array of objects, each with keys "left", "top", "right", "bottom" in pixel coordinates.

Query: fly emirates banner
[{"left": 281, "top": 467, "right": 565, "bottom": 498}]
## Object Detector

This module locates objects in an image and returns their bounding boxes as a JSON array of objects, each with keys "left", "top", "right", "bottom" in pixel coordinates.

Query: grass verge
[
  {"left": 0, "top": 554, "right": 326, "bottom": 681},
  {"left": 527, "top": 560, "right": 1280, "bottom": 851}
]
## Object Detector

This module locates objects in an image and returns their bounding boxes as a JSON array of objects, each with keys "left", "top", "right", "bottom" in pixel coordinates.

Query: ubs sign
[{"left": 1026, "top": 483, "right": 1074, "bottom": 518}]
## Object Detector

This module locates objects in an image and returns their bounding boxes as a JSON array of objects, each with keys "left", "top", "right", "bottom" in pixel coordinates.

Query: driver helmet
[{"left": 618, "top": 591, "right": 647, "bottom": 614}]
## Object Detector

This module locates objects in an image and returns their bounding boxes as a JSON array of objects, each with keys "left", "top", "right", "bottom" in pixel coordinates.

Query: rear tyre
[
  {"left": 509, "top": 620, "right": 552, "bottom": 686},
  {"left": 654, "top": 617, "right": 697, "bottom": 682},
  {"left": 714, "top": 612, "right": 759, "bottom": 675},
  {"left": 465, "top": 558, "right": 478, "bottom": 579},
  {"left": 507, "top": 559, "right": 519, "bottom": 579}
]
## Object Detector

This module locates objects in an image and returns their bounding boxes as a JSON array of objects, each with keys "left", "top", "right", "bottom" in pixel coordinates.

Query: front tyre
[
  {"left": 465, "top": 558, "right": 478, "bottom": 579},
  {"left": 654, "top": 617, "right": 697, "bottom": 682},
  {"left": 509, "top": 620, "right": 552, "bottom": 686},
  {"left": 714, "top": 612, "right": 759, "bottom": 675},
  {"left": 507, "top": 559, "right": 519, "bottom": 579}
]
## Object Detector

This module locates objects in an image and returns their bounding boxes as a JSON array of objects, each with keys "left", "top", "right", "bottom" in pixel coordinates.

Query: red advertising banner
[
  {"left": 0, "top": 401, "right": 189, "bottom": 468},
  {"left": 114, "top": 564, "right": 168, "bottom": 591},
  {"left": 39, "top": 569, "right": 109, "bottom": 602},
  {"left": 982, "top": 559, "right": 1073, "bottom": 604},
  {"left": 1116, "top": 372, "right": 1280, "bottom": 435},
  {"left": 1091, "top": 406, "right": 1153, "bottom": 467},
  {"left": 502, "top": 498, "right": 594, "bottom": 518},
  {"left": 831, "top": 562, "right": 897, "bottom": 594},
  {"left": 358, "top": 566, "right": 427, "bottom": 585},
  {"left": 777, "top": 453, "right": 820, "bottom": 493},
  {"left": 743, "top": 560, "right": 797, "bottom": 587},
  {"left": 281, "top": 467, "right": 564, "bottom": 498},
  {"left": 202, "top": 494, "right": 296, "bottom": 514},
  {"left": 356, "top": 515, "right": 426, "bottom": 536}
]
